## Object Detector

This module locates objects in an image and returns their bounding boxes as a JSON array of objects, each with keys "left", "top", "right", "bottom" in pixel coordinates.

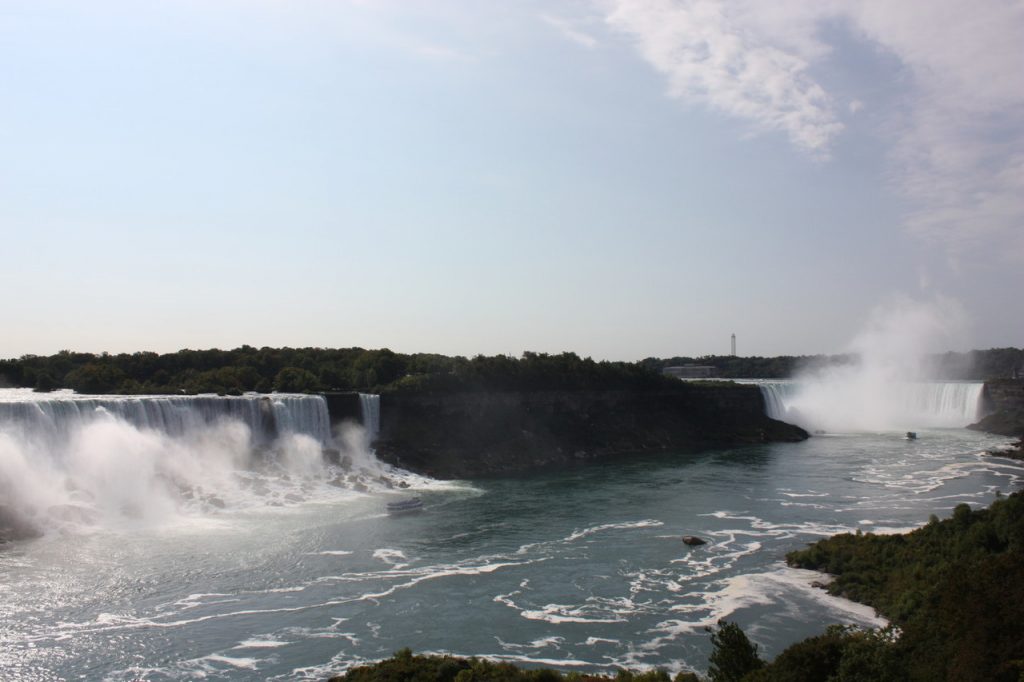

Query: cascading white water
[
  {"left": 756, "top": 380, "right": 985, "bottom": 432},
  {"left": 0, "top": 390, "right": 333, "bottom": 448},
  {"left": 358, "top": 393, "right": 381, "bottom": 442},
  {"left": 748, "top": 296, "right": 988, "bottom": 434},
  {"left": 0, "top": 389, "right": 412, "bottom": 540}
]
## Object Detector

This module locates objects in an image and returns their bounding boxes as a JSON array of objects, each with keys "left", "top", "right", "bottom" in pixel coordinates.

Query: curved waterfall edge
[{"left": 753, "top": 380, "right": 986, "bottom": 432}]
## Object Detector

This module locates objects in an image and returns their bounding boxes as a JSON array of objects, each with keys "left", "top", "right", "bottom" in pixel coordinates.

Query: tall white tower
[{"left": 731, "top": 333, "right": 736, "bottom": 356}]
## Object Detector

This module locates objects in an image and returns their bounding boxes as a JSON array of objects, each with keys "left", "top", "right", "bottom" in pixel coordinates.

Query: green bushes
[
  {"left": 782, "top": 492, "right": 1024, "bottom": 681},
  {"left": 329, "top": 650, "right": 694, "bottom": 682},
  {"left": 707, "top": 621, "right": 763, "bottom": 682}
]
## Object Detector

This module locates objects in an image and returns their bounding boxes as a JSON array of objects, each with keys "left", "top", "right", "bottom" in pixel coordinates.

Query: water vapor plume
[
  {"left": 778, "top": 296, "right": 979, "bottom": 432},
  {"left": 844, "top": 295, "right": 969, "bottom": 381}
]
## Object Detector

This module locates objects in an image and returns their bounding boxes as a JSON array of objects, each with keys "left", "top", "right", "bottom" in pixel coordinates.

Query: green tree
[
  {"left": 273, "top": 367, "right": 321, "bottom": 393},
  {"left": 64, "top": 362, "right": 126, "bottom": 394},
  {"left": 708, "top": 620, "right": 764, "bottom": 682}
]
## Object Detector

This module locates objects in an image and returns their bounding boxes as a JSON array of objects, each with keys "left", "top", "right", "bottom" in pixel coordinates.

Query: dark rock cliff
[
  {"left": 367, "top": 384, "right": 807, "bottom": 478},
  {"left": 970, "top": 379, "right": 1024, "bottom": 437}
]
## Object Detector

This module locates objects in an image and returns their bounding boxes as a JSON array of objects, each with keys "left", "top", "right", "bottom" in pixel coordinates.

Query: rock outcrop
[
  {"left": 969, "top": 379, "right": 1024, "bottom": 437},
  {"left": 369, "top": 383, "right": 807, "bottom": 478}
]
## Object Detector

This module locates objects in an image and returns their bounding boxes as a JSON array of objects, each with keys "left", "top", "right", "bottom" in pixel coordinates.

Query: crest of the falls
[
  {"left": 754, "top": 380, "right": 984, "bottom": 432},
  {"left": 0, "top": 390, "right": 333, "bottom": 448},
  {"left": 0, "top": 389, "right": 418, "bottom": 539}
]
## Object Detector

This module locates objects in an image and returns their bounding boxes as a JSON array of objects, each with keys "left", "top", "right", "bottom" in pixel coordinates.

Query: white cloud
[
  {"left": 850, "top": 0, "right": 1024, "bottom": 263},
  {"left": 604, "top": 0, "right": 844, "bottom": 155},
  {"left": 601, "top": 0, "right": 1024, "bottom": 261}
]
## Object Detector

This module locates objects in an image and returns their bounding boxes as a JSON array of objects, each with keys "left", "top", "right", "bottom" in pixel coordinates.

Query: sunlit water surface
[{"left": 2, "top": 421, "right": 1021, "bottom": 680}]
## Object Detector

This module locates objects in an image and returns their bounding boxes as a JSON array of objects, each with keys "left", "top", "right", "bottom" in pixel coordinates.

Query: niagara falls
[
  {"left": 5, "top": 0, "right": 1024, "bottom": 679},
  {"left": 1, "top": 345, "right": 1021, "bottom": 679}
]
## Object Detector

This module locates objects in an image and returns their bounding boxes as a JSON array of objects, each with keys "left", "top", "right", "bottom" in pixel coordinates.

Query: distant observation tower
[{"left": 731, "top": 333, "right": 736, "bottom": 357}]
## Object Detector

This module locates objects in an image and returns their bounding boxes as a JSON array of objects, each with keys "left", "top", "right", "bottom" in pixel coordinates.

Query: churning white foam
[
  {"left": 0, "top": 390, "right": 422, "bottom": 538},
  {"left": 757, "top": 296, "right": 984, "bottom": 432}
]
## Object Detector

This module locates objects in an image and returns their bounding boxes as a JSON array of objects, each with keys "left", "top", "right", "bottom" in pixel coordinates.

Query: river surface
[{"left": 1, "top": 390, "right": 1022, "bottom": 680}]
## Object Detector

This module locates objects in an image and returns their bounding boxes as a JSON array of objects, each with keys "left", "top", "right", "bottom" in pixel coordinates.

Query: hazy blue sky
[{"left": 2, "top": 0, "right": 1021, "bottom": 360}]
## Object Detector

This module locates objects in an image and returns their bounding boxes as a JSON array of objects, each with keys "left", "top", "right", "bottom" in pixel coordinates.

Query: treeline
[
  {"left": 1, "top": 345, "right": 1019, "bottom": 396},
  {"left": 330, "top": 492, "right": 1024, "bottom": 682},
  {"left": 642, "top": 347, "right": 1023, "bottom": 380},
  {"left": 640, "top": 355, "right": 836, "bottom": 379},
  {"left": 0, "top": 347, "right": 678, "bottom": 395}
]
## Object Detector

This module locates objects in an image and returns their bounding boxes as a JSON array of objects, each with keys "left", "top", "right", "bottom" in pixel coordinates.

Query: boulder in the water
[{"left": 682, "top": 535, "right": 706, "bottom": 546}]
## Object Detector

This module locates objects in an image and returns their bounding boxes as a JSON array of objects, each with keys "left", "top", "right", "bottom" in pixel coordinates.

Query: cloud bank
[{"left": 600, "top": 0, "right": 1024, "bottom": 261}]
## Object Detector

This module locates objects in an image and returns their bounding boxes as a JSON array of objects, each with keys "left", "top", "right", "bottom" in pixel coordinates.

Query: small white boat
[{"left": 386, "top": 497, "right": 423, "bottom": 514}]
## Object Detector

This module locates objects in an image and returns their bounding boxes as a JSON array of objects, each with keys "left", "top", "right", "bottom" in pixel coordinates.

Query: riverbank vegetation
[
  {"left": 331, "top": 492, "right": 1024, "bottom": 682},
  {"left": 1, "top": 346, "right": 1020, "bottom": 395}
]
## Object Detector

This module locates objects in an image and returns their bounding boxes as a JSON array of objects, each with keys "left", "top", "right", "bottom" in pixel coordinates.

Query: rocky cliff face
[
  {"left": 368, "top": 384, "right": 807, "bottom": 478},
  {"left": 970, "top": 379, "right": 1024, "bottom": 437}
]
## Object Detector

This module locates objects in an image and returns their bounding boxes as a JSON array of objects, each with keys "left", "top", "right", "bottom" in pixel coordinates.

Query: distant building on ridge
[{"left": 663, "top": 364, "right": 717, "bottom": 379}]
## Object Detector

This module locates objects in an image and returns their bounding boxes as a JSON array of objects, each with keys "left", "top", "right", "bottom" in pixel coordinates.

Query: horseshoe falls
[{"left": 754, "top": 380, "right": 985, "bottom": 433}]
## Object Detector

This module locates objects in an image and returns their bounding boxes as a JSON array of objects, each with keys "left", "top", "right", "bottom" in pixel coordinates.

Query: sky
[{"left": 2, "top": 0, "right": 1022, "bottom": 361}]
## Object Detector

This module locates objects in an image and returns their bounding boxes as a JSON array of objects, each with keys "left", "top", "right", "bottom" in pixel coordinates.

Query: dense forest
[
  {"left": 641, "top": 347, "right": 1023, "bottom": 380},
  {"left": 328, "top": 492, "right": 1024, "bottom": 682},
  {"left": 0, "top": 348, "right": 678, "bottom": 395},
  {"left": 0, "top": 346, "right": 1019, "bottom": 396}
]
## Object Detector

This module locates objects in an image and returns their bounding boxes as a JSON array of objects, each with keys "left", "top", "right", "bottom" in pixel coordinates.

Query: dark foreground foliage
[
  {"left": 780, "top": 491, "right": 1024, "bottom": 681},
  {"left": 328, "top": 648, "right": 699, "bottom": 682}
]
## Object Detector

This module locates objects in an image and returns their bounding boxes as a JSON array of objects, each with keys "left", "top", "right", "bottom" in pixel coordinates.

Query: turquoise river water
[{"left": 0, "top": 387, "right": 1021, "bottom": 680}]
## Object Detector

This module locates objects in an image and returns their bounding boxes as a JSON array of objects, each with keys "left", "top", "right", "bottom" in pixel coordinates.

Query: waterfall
[
  {"left": 358, "top": 393, "right": 381, "bottom": 442},
  {"left": 754, "top": 380, "right": 985, "bottom": 432},
  {"left": 0, "top": 389, "right": 406, "bottom": 538},
  {"left": 0, "top": 390, "right": 333, "bottom": 447}
]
